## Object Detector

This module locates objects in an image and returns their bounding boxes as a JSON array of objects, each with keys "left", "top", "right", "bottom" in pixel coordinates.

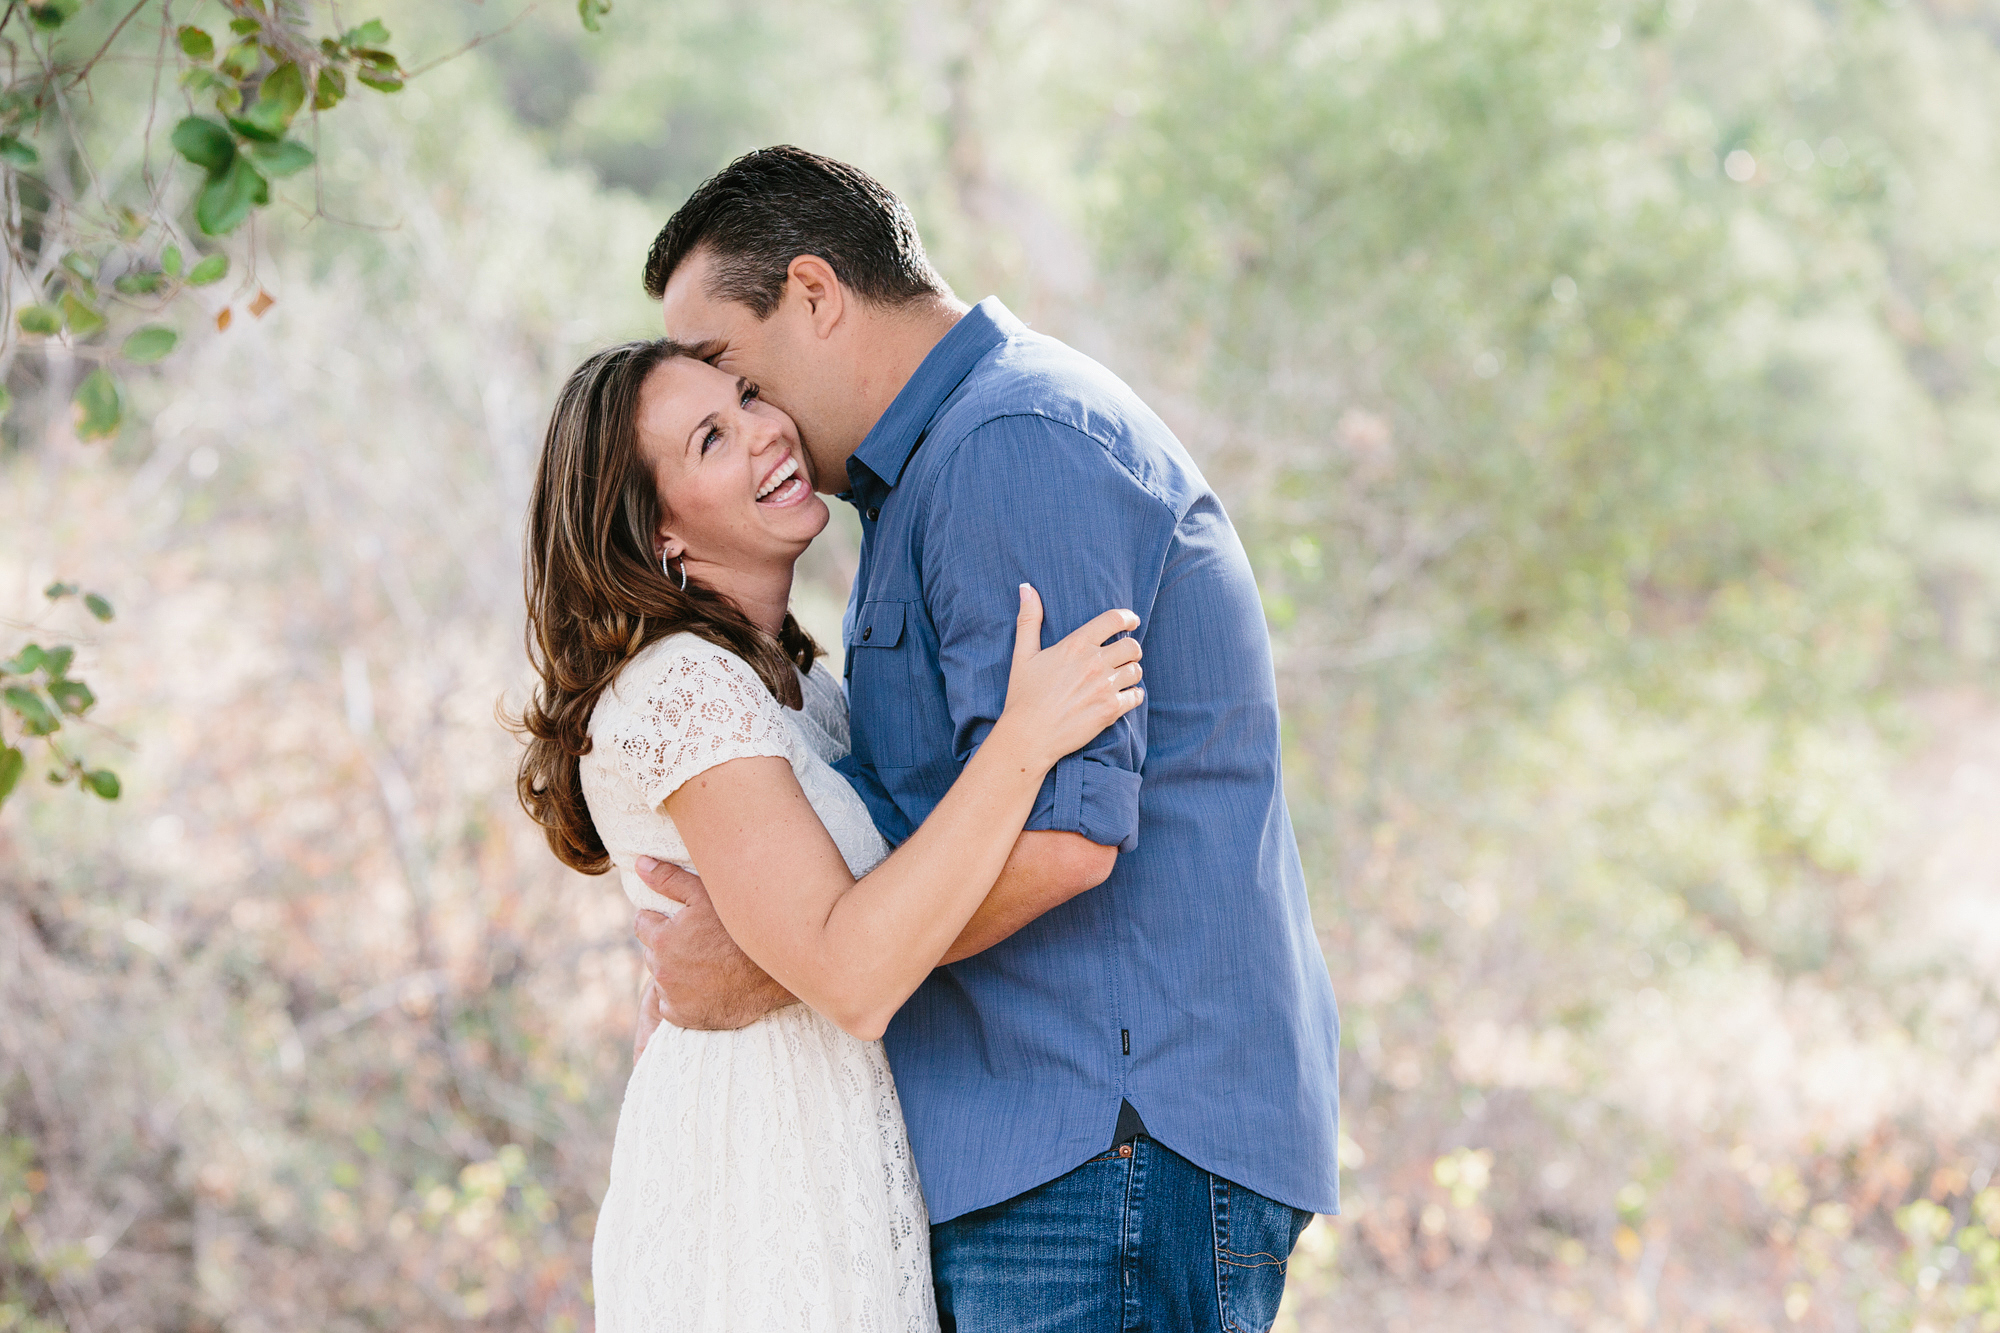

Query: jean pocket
[
  {"left": 847, "top": 601, "right": 913, "bottom": 769},
  {"left": 1211, "top": 1179, "right": 1312, "bottom": 1333}
]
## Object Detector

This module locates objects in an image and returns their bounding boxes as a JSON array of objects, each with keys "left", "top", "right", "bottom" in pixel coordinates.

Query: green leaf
[
  {"left": 60, "top": 251, "right": 97, "bottom": 284},
  {"left": 313, "top": 67, "right": 347, "bottom": 111},
  {"left": 42, "top": 583, "right": 75, "bottom": 599},
  {"left": 113, "top": 271, "right": 167, "bottom": 296},
  {"left": 195, "top": 157, "right": 268, "bottom": 235},
  {"left": 247, "top": 139, "right": 313, "bottom": 178},
  {"left": 48, "top": 680, "right": 94, "bottom": 715},
  {"left": 0, "top": 385, "right": 11, "bottom": 421},
  {"left": 83, "top": 769, "right": 120, "bottom": 800},
  {"left": 17, "top": 305, "right": 60, "bottom": 336},
  {"left": 355, "top": 67, "right": 405, "bottom": 94},
  {"left": 177, "top": 25, "right": 214, "bottom": 60},
  {"left": 73, "top": 367, "right": 123, "bottom": 440},
  {"left": 27, "top": 0, "right": 79, "bottom": 31},
  {"left": 83, "top": 594, "right": 113, "bottom": 622},
  {"left": 171, "top": 116, "right": 235, "bottom": 173},
  {"left": 0, "top": 746, "right": 23, "bottom": 805},
  {"left": 258, "top": 62, "right": 306, "bottom": 121},
  {"left": 162, "top": 244, "right": 184, "bottom": 278},
  {"left": 187, "top": 253, "right": 228, "bottom": 286},
  {"left": 123, "top": 325, "right": 178, "bottom": 363},
  {"left": 59, "top": 291, "right": 105, "bottom": 337},
  {"left": 226, "top": 104, "right": 287, "bottom": 143},
  {"left": 0, "top": 135, "right": 39, "bottom": 168},
  {"left": 1, "top": 643, "right": 47, "bottom": 674},
  {"left": 3, "top": 686, "right": 59, "bottom": 736},
  {"left": 228, "top": 17, "right": 260, "bottom": 35},
  {"left": 41, "top": 646, "right": 72, "bottom": 678},
  {"left": 578, "top": 0, "right": 613, "bottom": 33},
  {"left": 342, "top": 19, "right": 392, "bottom": 46},
  {"left": 220, "top": 39, "right": 261, "bottom": 80}
]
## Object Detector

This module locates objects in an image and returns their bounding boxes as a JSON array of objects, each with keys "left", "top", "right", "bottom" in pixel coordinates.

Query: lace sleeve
[{"left": 608, "top": 643, "right": 794, "bottom": 807}]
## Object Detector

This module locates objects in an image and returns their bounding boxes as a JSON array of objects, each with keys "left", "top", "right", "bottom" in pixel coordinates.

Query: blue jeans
[{"left": 930, "top": 1137, "right": 1313, "bottom": 1332}]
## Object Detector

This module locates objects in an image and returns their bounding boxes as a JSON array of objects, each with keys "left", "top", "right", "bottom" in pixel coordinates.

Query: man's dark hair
[{"left": 642, "top": 145, "right": 948, "bottom": 316}]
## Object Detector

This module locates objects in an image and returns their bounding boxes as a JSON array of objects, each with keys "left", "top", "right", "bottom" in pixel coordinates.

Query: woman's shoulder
[
  {"left": 589, "top": 633, "right": 797, "bottom": 799},
  {"left": 597, "top": 633, "right": 783, "bottom": 730}
]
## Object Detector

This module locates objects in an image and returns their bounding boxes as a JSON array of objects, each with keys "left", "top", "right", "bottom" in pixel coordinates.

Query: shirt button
[
  {"left": 861, "top": 626, "right": 872, "bottom": 642},
  {"left": 866, "top": 507, "right": 880, "bottom": 522}
]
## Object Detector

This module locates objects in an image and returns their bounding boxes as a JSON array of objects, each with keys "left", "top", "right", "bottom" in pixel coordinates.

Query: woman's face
[{"left": 636, "top": 355, "right": 830, "bottom": 578}]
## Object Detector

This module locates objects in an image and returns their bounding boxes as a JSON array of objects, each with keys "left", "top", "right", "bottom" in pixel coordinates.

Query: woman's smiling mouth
[{"left": 755, "top": 454, "right": 809, "bottom": 506}]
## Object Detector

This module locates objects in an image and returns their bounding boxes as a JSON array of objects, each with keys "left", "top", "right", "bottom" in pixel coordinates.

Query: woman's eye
[
  {"left": 740, "top": 383, "right": 761, "bottom": 407},
  {"left": 701, "top": 426, "right": 721, "bottom": 454}
]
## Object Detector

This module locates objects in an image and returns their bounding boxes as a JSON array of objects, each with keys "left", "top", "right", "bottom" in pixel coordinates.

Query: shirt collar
[{"left": 846, "top": 296, "right": 1022, "bottom": 495}]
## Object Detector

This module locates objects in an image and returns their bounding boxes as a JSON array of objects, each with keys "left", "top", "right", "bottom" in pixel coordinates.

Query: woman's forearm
[
  {"left": 807, "top": 718, "right": 1049, "bottom": 1036},
  {"left": 669, "top": 594, "right": 1142, "bottom": 1039},
  {"left": 668, "top": 720, "right": 1053, "bottom": 1041}
]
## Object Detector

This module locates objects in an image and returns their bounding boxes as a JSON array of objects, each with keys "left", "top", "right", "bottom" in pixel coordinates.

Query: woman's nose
[{"left": 746, "top": 414, "right": 784, "bottom": 455}]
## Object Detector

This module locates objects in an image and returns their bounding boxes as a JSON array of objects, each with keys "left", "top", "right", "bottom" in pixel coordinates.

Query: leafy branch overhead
[
  {"left": 0, "top": 2, "right": 413, "bottom": 448},
  {"left": 0, "top": 1, "right": 614, "bottom": 820},
  {"left": 170, "top": 14, "right": 409, "bottom": 237}
]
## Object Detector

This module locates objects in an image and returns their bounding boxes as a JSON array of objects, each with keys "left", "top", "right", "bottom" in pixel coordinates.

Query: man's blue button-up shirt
[{"left": 837, "top": 297, "right": 1342, "bottom": 1223}]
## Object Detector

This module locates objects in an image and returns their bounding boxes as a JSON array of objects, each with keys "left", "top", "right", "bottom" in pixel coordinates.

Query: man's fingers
[
  {"left": 634, "top": 907, "right": 670, "bottom": 950},
  {"left": 636, "top": 854, "right": 694, "bottom": 891},
  {"left": 636, "top": 855, "right": 705, "bottom": 908}
]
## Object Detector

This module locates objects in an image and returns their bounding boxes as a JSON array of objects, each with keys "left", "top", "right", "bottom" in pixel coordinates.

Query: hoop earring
[{"left": 662, "top": 551, "right": 687, "bottom": 592}]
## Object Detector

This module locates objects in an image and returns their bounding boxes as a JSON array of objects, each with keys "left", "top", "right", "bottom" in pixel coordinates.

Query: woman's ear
[{"left": 655, "top": 527, "right": 684, "bottom": 563}]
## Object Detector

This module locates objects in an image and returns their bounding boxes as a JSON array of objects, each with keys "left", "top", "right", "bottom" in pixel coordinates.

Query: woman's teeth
[{"left": 756, "top": 456, "right": 799, "bottom": 500}]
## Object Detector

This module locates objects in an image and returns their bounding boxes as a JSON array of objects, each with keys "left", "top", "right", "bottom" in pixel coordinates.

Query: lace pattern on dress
[{"left": 609, "top": 643, "right": 794, "bottom": 807}]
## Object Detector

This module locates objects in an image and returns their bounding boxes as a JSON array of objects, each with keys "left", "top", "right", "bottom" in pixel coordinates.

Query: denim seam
[
  {"left": 1120, "top": 1142, "right": 1146, "bottom": 1330},
  {"left": 1211, "top": 1174, "right": 1233, "bottom": 1332}
]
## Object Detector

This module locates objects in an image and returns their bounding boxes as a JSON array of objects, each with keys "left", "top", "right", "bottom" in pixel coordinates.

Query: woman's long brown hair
[{"left": 515, "top": 339, "right": 821, "bottom": 874}]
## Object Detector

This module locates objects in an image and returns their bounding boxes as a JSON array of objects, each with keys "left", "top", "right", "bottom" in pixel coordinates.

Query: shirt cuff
[{"left": 1025, "top": 755, "right": 1142, "bottom": 853}]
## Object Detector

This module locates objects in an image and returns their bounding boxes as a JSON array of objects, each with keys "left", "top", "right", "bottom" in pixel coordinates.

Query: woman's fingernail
[{"left": 636, "top": 855, "right": 658, "bottom": 873}]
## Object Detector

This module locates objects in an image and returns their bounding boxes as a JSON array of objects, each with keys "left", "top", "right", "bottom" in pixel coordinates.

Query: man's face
[{"left": 659, "top": 250, "right": 848, "bottom": 492}]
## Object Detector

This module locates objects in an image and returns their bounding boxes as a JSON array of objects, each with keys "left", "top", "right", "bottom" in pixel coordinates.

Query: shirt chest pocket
[{"left": 846, "top": 600, "right": 915, "bottom": 769}]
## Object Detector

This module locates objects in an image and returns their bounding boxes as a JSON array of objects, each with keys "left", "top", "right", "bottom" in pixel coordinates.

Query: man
[{"left": 628, "top": 146, "right": 1340, "bottom": 1331}]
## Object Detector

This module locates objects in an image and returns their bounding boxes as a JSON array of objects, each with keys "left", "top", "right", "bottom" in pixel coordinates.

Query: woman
[{"left": 516, "top": 340, "right": 1144, "bottom": 1331}]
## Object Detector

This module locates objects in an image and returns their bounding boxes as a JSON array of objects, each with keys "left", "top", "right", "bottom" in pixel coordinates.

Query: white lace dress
[{"left": 581, "top": 633, "right": 937, "bottom": 1333}]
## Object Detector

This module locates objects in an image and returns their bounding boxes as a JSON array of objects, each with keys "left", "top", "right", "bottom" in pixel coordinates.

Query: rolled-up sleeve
[{"left": 920, "top": 415, "right": 1176, "bottom": 852}]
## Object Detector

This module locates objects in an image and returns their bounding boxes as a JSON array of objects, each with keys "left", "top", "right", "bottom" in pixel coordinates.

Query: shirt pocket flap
[{"left": 852, "top": 601, "right": 906, "bottom": 649}]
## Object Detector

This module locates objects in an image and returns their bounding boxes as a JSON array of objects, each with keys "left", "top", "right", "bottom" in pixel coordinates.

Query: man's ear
[{"left": 787, "top": 255, "right": 845, "bottom": 340}]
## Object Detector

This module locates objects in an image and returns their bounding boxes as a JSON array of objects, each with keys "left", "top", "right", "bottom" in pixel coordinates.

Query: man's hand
[{"left": 633, "top": 856, "right": 795, "bottom": 1033}]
